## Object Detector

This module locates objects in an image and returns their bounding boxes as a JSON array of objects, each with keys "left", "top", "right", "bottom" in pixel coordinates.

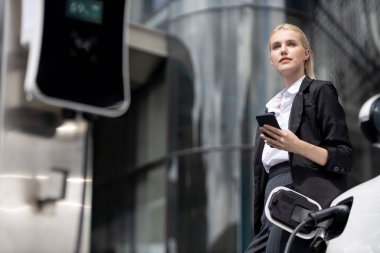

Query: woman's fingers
[{"left": 260, "top": 125, "right": 281, "bottom": 139}]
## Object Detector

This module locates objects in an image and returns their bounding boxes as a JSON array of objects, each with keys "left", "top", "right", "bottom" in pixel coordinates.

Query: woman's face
[{"left": 269, "top": 29, "right": 310, "bottom": 79}]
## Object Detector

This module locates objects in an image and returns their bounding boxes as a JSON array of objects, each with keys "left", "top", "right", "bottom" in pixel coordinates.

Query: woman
[{"left": 245, "top": 23, "right": 353, "bottom": 253}]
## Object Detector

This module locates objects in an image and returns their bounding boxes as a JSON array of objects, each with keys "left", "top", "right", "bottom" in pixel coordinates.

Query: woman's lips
[{"left": 280, "top": 57, "right": 291, "bottom": 62}]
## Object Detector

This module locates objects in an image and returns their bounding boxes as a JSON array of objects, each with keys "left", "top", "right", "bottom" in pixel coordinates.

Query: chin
[{"left": 277, "top": 67, "right": 302, "bottom": 77}]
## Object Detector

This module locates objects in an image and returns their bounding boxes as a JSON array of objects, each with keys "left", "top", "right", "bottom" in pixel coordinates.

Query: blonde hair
[{"left": 269, "top": 23, "right": 315, "bottom": 79}]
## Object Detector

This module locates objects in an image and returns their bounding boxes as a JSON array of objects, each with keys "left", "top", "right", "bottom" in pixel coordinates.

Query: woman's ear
[{"left": 304, "top": 48, "right": 310, "bottom": 60}]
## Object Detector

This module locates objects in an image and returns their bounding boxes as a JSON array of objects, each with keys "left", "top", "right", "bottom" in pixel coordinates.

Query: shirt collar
[
  {"left": 265, "top": 75, "right": 305, "bottom": 112},
  {"left": 286, "top": 75, "right": 305, "bottom": 95}
]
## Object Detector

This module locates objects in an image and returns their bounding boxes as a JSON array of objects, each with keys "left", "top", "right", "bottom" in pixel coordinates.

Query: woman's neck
[{"left": 283, "top": 73, "right": 305, "bottom": 89}]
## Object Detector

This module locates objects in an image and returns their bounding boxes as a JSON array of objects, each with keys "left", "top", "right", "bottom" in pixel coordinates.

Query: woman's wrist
[{"left": 296, "top": 140, "right": 328, "bottom": 166}]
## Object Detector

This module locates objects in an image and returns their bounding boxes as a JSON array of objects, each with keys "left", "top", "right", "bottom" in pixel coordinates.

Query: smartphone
[{"left": 256, "top": 113, "right": 281, "bottom": 129}]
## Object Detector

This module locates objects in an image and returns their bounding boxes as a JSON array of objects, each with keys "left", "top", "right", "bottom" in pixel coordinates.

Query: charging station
[{"left": 25, "top": 0, "right": 130, "bottom": 117}]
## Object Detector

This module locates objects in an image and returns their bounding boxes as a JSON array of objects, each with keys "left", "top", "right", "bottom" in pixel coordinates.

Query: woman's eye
[{"left": 288, "top": 42, "right": 296, "bottom": 46}]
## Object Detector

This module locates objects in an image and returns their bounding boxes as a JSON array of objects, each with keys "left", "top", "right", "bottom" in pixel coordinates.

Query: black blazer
[{"left": 252, "top": 76, "right": 353, "bottom": 234}]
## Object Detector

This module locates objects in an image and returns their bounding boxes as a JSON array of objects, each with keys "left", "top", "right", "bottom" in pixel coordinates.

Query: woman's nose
[{"left": 280, "top": 45, "right": 287, "bottom": 55}]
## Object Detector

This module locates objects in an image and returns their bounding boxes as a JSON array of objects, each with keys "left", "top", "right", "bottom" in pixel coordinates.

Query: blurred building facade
[{"left": 91, "top": 0, "right": 380, "bottom": 252}]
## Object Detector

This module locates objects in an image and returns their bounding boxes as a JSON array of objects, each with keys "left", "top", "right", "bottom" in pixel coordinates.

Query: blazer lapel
[
  {"left": 289, "top": 77, "right": 313, "bottom": 133},
  {"left": 253, "top": 109, "right": 268, "bottom": 165},
  {"left": 253, "top": 127, "right": 265, "bottom": 164}
]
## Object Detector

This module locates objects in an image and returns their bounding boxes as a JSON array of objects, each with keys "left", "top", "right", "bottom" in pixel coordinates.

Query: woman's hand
[
  {"left": 260, "top": 124, "right": 328, "bottom": 166},
  {"left": 260, "top": 125, "right": 300, "bottom": 153}
]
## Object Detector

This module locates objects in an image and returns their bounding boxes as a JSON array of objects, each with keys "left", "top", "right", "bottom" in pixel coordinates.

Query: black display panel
[{"left": 36, "top": 0, "right": 126, "bottom": 109}]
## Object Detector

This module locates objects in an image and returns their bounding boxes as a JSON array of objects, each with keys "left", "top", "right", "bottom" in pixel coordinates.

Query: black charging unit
[{"left": 26, "top": 0, "right": 130, "bottom": 117}]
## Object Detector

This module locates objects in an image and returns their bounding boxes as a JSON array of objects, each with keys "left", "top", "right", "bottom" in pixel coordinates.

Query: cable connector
[
  {"left": 306, "top": 205, "right": 350, "bottom": 227},
  {"left": 284, "top": 205, "right": 350, "bottom": 253}
]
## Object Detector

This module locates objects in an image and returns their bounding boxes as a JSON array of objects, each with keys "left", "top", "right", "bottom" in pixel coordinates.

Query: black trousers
[{"left": 245, "top": 163, "right": 311, "bottom": 253}]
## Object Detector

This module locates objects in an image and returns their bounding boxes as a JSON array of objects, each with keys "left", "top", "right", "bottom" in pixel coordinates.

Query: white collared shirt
[{"left": 262, "top": 75, "right": 305, "bottom": 172}]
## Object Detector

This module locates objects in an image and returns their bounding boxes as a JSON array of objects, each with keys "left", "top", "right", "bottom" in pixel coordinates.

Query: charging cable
[{"left": 284, "top": 205, "right": 350, "bottom": 253}]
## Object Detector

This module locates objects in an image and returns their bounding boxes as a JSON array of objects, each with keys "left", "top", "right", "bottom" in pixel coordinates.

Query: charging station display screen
[{"left": 66, "top": 0, "right": 103, "bottom": 24}]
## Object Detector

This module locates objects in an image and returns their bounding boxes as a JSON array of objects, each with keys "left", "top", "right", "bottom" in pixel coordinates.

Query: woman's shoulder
[
  {"left": 309, "top": 79, "right": 339, "bottom": 98},
  {"left": 310, "top": 78, "right": 334, "bottom": 87},
  {"left": 310, "top": 79, "right": 337, "bottom": 92}
]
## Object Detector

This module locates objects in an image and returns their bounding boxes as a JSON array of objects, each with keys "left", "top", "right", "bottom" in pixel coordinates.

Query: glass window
[{"left": 143, "top": 0, "right": 169, "bottom": 16}]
